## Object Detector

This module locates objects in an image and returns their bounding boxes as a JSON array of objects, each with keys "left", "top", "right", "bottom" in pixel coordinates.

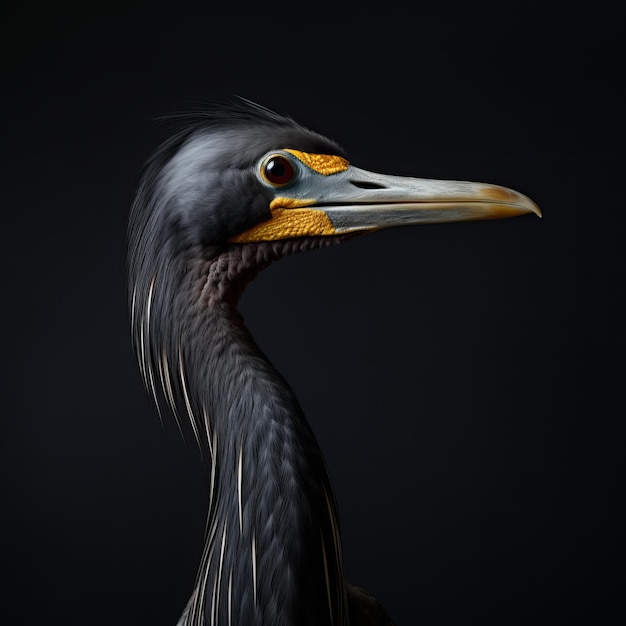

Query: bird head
[{"left": 130, "top": 100, "right": 539, "bottom": 269}]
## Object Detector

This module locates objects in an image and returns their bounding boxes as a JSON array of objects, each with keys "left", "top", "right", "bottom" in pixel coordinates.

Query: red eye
[{"left": 262, "top": 155, "right": 294, "bottom": 186}]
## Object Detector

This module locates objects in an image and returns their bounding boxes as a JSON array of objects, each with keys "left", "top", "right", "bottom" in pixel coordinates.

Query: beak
[
  {"left": 314, "top": 164, "right": 541, "bottom": 234},
  {"left": 231, "top": 152, "right": 541, "bottom": 244}
]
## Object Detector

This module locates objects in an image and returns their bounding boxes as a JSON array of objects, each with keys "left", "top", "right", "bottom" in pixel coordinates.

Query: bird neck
[{"left": 175, "top": 247, "right": 348, "bottom": 626}]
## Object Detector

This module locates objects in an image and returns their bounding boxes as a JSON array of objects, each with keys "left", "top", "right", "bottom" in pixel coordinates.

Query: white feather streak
[{"left": 237, "top": 445, "right": 243, "bottom": 535}]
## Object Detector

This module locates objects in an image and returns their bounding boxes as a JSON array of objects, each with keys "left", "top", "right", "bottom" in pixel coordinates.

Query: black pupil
[{"left": 265, "top": 156, "right": 293, "bottom": 185}]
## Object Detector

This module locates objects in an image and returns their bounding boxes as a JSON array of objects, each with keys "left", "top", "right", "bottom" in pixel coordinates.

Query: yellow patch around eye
[
  {"left": 284, "top": 149, "right": 349, "bottom": 175},
  {"left": 229, "top": 205, "right": 336, "bottom": 243}
]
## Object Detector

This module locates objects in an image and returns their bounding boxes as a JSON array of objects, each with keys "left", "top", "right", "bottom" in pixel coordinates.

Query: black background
[{"left": 2, "top": 2, "right": 624, "bottom": 625}]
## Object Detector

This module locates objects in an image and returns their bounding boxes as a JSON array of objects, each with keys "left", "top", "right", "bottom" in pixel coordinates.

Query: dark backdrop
[{"left": 2, "top": 2, "right": 624, "bottom": 625}]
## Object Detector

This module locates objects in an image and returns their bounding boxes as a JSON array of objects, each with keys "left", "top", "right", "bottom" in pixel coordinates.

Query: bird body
[{"left": 128, "top": 100, "right": 539, "bottom": 625}]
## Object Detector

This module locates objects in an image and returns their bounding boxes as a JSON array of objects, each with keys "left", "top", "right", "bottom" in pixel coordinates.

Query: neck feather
[{"left": 132, "top": 242, "right": 348, "bottom": 626}]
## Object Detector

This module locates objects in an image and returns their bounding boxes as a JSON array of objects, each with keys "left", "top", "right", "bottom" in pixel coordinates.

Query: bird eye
[{"left": 261, "top": 154, "right": 295, "bottom": 187}]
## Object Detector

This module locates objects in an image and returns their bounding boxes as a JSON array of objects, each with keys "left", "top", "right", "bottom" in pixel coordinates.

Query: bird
[{"left": 127, "top": 99, "right": 540, "bottom": 626}]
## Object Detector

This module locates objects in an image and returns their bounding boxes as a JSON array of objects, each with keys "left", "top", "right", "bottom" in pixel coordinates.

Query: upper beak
[{"left": 315, "top": 164, "right": 541, "bottom": 233}]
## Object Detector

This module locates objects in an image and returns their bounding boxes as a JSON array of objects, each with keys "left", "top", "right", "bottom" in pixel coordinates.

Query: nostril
[{"left": 350, "top": 180, "right": 386, "bottom": 190}]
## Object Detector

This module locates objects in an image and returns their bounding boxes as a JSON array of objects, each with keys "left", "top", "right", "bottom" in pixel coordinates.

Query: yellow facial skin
[
  {"left": 229, "top": 150, "right": 347, "bottom": 243},
  {"left": 284, "top": 150, "right": 349, "bottom": 176},
  {"left": 230, "top": 200, "right": 336, "bottom": 243}
]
